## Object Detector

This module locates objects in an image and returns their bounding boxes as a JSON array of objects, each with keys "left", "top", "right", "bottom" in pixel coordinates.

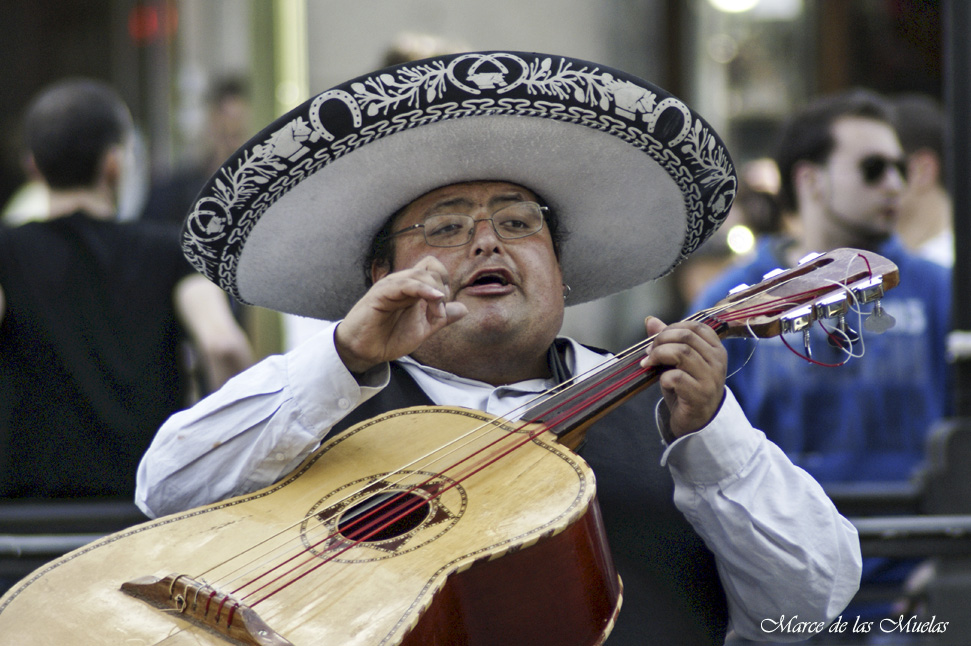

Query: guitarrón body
[{"left": 0, "top": 406, "right": 622, "bottom": 646}]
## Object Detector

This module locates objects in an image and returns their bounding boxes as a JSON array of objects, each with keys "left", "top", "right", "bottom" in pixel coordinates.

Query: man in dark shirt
[{"left": 0, "top": 79, "right": 253, "bottom": 501}]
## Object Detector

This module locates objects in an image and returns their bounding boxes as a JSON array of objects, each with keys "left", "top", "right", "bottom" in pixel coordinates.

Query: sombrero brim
[{"left": 183, "top": 51, "right": 736, "bottom": 320}]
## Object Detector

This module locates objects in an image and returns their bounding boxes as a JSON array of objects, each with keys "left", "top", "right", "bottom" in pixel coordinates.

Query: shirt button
[
  {"left": 338, "top": 398, "right": 350, "bottom": 409},
  {"left": 274, "top": 452, "right": 286, "bottom": 462}
]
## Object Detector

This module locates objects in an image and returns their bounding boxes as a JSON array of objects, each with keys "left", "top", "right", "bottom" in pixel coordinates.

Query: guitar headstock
[{"left": 705, "top": 248, "right": 899, "bottom": 339}]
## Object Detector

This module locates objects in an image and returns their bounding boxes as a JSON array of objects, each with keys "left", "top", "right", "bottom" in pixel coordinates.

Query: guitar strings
[
  {"left": 223, "top": 300, "right": 816, "bottom": 608},
  {"left": 194, "top": 329, "right": 666, "bottom": 591},
  {"left": 136, "top": 254, "right": 883, "bottom": 645},
  {"left": 242, "top": 346, "right": 678, "bottom": 607},
  {"left": 215, "top": 284, "right": 830, "bottom": 608},
  {"left": 198, "top": 294, "right": 804, "bottom": 606},
  {"left": 194, "top": 282, "right": 839, "bottom": 608},
  {"left": 203, "top": 317, "right": 711, "bottom": 602}
]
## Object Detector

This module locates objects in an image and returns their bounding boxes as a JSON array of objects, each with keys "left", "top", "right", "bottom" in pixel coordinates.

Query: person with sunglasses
[
  {"left": 692, "top": 88, "right": 952, "bottom": 623},
  {"left": 131, "top": 53, "right": 861, "bottom": 645}
]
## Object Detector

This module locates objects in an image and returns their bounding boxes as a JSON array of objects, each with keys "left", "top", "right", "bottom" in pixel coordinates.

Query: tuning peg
[
  {"left": 803, "top": 329, "right": 813, "bottom": 359},
  {"left": 827, "top": 314, "right": 860, "bottom": 348},
  {"left": 797, "top": 251, "right": 823, "bottom": 265},
  {"left": 863, "top": 300, "right": 896, "bottom": 334}
]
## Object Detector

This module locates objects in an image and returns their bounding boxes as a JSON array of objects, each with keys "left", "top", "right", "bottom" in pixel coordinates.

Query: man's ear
[
  {"left": 100, "top": 144, "right": 123, "bottom": 189},
  {"left": 792, "top": 160, "right": 824, "bottom": 204},
  {"left": 370, "top": 259, "right": 392, "bottom": 285},
  {"left": 906, "top": 149, "right": 940, "bottom": 191}
]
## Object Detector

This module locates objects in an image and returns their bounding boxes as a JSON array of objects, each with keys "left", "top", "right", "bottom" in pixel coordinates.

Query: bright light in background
[
  {"left": 726, "top": 225, "right": 756, "bottom": 255},
  {"left": 708, "top": 0, "right": 803, "bottom": 19},
  {"left": 276, "top": 81, "right": 302, "bottom": 109},
  {"left": 707, "top": 0, "right": 760, "bottom": 13}
]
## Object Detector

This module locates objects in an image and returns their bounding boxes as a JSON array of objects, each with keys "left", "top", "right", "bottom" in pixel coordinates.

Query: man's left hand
[{"left": 640, "top": 316, "right": 727, "bottom": 439}]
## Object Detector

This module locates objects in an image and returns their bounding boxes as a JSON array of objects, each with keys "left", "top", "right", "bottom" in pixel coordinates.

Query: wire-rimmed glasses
[{"left": 387, "top": 202, "right": 548, "bottom": 248}]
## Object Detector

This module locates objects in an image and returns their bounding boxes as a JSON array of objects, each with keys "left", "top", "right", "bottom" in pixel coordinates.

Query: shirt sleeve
[
  {"left": 135, "top": 321, "right": 389, "bottom": 518},
  {"left": 658, "top": 388, "right": 862, "bottom": 641}
]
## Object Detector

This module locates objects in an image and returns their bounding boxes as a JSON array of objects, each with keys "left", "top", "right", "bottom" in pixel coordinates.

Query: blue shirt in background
[{"left": 691, "top": 235, "right": 952, "bottom": 485}]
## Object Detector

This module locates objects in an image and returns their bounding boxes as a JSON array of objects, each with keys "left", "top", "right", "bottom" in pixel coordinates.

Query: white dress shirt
[{"left": 136, "top": 321, "right": 861, "bottom": 641}]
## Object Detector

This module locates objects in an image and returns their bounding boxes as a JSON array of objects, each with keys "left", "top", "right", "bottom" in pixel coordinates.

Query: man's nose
[
  {"left": 882, "top": 164, "right": 907, "bottom": 192},
  {"left": 469, "top": 217, "right": 502, "bottom": 251},
  {"left": 889, "top": 167, "right": 907, "bottom": 190}
]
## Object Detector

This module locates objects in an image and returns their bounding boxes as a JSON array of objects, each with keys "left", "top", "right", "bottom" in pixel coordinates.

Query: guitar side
[{"left": 0, "top": 406, "right": 621, "bottom": 646}]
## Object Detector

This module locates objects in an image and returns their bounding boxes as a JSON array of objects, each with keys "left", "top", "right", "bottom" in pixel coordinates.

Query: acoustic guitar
[{"left": 0, "top": 248, "right": 897, "bottom": 646}]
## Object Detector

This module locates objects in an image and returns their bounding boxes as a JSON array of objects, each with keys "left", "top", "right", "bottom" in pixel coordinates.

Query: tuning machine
[
  {"left": 780, "top": 305, "right": 813, "bottom": 334},
  {"left": 810, "top": 292, "right": 856, "bottom": 348},
  {"left": 813, "top": 291, "right": 849, "bottom": 320},
  {"left": 847, "top": 275, "right": 895, "bottom": 334}
]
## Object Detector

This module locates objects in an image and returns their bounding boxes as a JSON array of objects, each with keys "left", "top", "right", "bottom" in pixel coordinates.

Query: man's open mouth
[{"left": 464, "top": 268, "right": 514, "bottom": 290}]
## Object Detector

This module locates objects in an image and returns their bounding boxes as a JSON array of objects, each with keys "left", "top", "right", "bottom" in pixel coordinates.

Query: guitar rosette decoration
[{"left": 182, "top": 51, "right": 737, "bottom": 320}]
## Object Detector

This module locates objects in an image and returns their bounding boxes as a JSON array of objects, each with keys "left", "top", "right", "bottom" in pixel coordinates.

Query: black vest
[{"left": 330, "top": 364, "right": 729, "bottom": 645}]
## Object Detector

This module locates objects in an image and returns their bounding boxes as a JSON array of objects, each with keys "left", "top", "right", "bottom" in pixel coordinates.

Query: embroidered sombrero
[{"left": 182, "top": 51, "right": 736, "bottom": 320}]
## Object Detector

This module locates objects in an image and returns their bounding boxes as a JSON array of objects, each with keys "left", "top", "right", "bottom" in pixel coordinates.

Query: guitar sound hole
[{"left": 337, "top": 492, "right": 430, "bottom": 542}]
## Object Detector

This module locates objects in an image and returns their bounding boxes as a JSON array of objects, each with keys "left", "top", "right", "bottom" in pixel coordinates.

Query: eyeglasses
[
  {"left": 387, "top": 202, "right": 548, "bottom": 248},
  {"left": 859, "top": 155, "right": 908, "bottom": 185}
]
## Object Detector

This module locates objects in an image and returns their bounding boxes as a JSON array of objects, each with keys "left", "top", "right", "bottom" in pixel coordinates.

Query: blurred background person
[
  {"left": 691, "top": 88, "right": 952, "bottom": 622},
  {"left": 140, "top": 76, "right": 252, "bottom": 228},
  {"left": 694, "top": 88, "right": 951, "bottom": 483},
  {"left": 0, "top": 79, "right": 253, "bottom": 506},
  {"left": 892, "top": 93, "right": 953, "bottom": 267}
]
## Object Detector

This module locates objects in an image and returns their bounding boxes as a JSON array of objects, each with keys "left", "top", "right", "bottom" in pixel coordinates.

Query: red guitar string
[
  {"left": 231, "top": 355, "right": 660, "bottom": 600},
  {"left": 232, "top": 333, "right": 678, "bottom": 600},
  {"left": 244, "top": 354, "right": 662, "bottom": 607},
  {"left": 236, "top": 264, "right": 875, "bottom": 608},
  {"left": 233, "top": 313, "right": 724, "bottom": 600},
  {"left": 239, "top": 293, "right": 818, "bottom": 605}
]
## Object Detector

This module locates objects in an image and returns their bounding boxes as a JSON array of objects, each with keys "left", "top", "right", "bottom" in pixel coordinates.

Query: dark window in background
[
  {"left": 725, "top": 0, "right": 941, "bottom": 167},
  {"left": 0, "top": 1, "right": 129, "bottom": 210},
  {"left": 820, "top": 0, "right": 941, "bottom": 97}
]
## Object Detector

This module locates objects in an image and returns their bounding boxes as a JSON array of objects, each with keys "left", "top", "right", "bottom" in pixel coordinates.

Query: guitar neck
[
  {"left": 526, "top": 319, "right": 727, "bottom": 449},
  {"left": 526, "top": 247, "right": 899, "bottom": 450}
]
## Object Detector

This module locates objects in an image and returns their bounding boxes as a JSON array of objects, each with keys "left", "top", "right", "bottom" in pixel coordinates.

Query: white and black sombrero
[{"left": 182, "top": 51, "right": 737, "bottom": 320}]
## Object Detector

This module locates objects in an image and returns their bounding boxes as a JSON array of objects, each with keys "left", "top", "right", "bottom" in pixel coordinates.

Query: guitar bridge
[{"left": 121, "top": 574, "right": 292, "bottom": 646}]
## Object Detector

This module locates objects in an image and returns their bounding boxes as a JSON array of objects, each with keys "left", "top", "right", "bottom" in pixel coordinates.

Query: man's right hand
[{"left": 334, "top": 256, "right": 468, "bottom": 374}]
